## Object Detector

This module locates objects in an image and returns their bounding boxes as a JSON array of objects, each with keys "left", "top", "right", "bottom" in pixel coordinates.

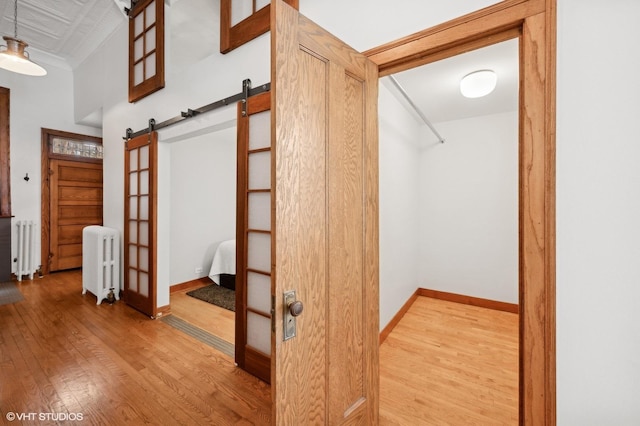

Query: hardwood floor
[
  {"left": 170, "top": 284, "right": 235, "bottom": 345},
  {"left": 380, "top": 296, "right": 519, "bottom": 425},
  {"left": 1, "top": 271, "right": 516, "bottom": 425},
  {"left": 0, "top": 271, "right": 270, "bottom": 425}
]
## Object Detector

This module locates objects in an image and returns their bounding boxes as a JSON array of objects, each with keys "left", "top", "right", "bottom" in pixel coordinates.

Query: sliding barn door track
[{"left": 124, "top": 79, "right": 270, "bottom": 140}]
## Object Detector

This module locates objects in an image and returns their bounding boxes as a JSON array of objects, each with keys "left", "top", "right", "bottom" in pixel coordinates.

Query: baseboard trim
[
  {"left": 170, "top": 276, "right": 212, "bottom": 294},
  {"left": 379, "top": 289, "right": 419, "bottom": 345},
  {"left": 154, "top": 304, "right": 171, "bottom": 319},
  {"left": 418, "top": 288, "right": 518, "bottom": 314}
]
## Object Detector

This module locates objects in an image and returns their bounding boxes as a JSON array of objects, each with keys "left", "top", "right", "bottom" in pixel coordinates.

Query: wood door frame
[
  {"left": 364, "top": 0, "right": 556, "bottom": 423},
  {"left": 41, "top": 128, "right": 103, "bottom": 275},
  {"left": 0, "top": 87, "right": 10, "bottom": 218}
]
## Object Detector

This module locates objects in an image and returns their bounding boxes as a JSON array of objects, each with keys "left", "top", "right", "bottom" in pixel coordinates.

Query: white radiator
[
  {"left": 16, "top": 220, "right": 36, "bottom": 281},
  {"left": 82, "top": 226, "right": 120, "bottom": 305}
]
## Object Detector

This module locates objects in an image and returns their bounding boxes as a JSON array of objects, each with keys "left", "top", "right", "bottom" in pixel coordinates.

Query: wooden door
[
  {"left": 49, "top": 159, "right": 103, "bottom": 271},
  {"left": 272, "top": 1, "right": 380, "bottom": 424},
  {"left": 124, "top": 132, "right": 157, "bottom": 317},
  {"left": 236, "top": 91, "right": 273, "bottom": 383}
]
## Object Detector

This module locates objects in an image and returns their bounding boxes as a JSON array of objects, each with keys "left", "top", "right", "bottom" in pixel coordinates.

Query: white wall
[
  {"left": 556, "top": 0, "right": 640, "bottom": 423},
  {"left": 0, "top": 65, "right": 101, "bottom": 272},
  {"left": 419, "top": 111, "right": 518, "bottom": 303},
  {"left": 379, "top": 93, "right": 518, "bottom": 327},
  {"left": 378, "top": 80, "right": 422, "bottom": 329},
  {"left": 157, "top": 140, "right": 171, "bottom": 308},
  {"left": 168, "top": 125, "right": 236, "bottom": 286}
]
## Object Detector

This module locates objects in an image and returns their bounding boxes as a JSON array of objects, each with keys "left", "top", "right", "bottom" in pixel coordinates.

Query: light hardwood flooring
[
  {"left": 0, "top": 271, "right": 270, "bottom": 425},
  {"left": 1, "top": 271, "right": 517, "bottom": 425},
  {"left": 380, "top": 296, "right": 519, "bottom": 425},
  {"left": 170, "top": 284, "right": 235, "bottom": 345}
]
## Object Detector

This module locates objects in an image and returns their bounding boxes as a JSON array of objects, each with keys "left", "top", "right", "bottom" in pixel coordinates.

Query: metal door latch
[{"left": 283, "top": 290, "right": 304, "bottom": 341}]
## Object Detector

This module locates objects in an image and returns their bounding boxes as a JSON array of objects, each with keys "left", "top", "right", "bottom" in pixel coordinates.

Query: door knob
[
  {"left": 284, "top": 290, "right": 302, "bottom": 341},
  {"left": 288, "top": 300, "right": 304, "bottom": 317}
]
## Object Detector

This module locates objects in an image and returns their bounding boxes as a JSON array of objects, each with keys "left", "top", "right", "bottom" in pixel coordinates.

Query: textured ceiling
[
  {"left": 0, "top": 0, "right": 125, "bottom": 69},
  {"left": 0, "top": 0, "right": 219, "bottom": 70}
]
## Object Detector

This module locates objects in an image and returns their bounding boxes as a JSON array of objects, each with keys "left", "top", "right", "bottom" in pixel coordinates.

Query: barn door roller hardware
[{"left": 123, "top": 79, "right": 270, "bottom": 140}]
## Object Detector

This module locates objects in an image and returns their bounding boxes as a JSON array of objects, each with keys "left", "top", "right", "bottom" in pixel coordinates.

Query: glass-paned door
[
  {"left": 124, "top": 132, "right": 157, "bottom": 317},
  {"left": 219, "top": 0, "right": 298, "bottom": 53},
  {"left": 129, "top": 0, "right": 165, "bottom": 102},
  {"left": 236, "top": 91, "right": 272, "bottom": 383}
]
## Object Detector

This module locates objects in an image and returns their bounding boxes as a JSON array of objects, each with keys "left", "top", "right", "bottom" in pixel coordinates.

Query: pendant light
[{"left": 0, "top": 0, "right": 47, "bottom": 76}]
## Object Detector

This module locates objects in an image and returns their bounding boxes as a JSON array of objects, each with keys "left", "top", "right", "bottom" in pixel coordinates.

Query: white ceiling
[
  {"left": 0, "top": 0, "right": 125, "bottom": 69},
  {"left": 0, "top": 0, "right": 518, "bottom": 126},
  {"left": 386, "top": 38, "right": 519, "bottom": 126}
]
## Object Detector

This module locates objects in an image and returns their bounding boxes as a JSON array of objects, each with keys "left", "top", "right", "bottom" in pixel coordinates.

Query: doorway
[
  {"left": 379, "top": 38, "right": 519, "bottom": 421},
  {"left": 365, "top": 3, "right": 556, "bottom": 422},
  {"left": 164, "top": 116, "right": 238, "bottom": 349},
  {"left": 166, "top": 92, "right": 273, "bottom": 384},
  {"left": 41, "top": 128, "right": 103, "bottom": 275}
]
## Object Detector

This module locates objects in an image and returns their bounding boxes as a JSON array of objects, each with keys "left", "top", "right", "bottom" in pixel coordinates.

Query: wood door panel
[
  {"left": 49, "top": 159, "right": 103, "bottom": 271},
  {"left": 57, "top": 205, "right": 102, "bottom": 220},
  {"left": 58, "top": 243, "right": 82, "bottom": 257},
  {"left": 278, "top": 45, "right": 329, "bottom": 421},
  {"left": 57, "top": 256, "right": 83, "bottom": 270},
  {"left": 57, "top": 180, "right": 103, "bottom": 189},
  {"left": 57, "top": 164, "right": 102, "bottom": 182},
  {"left": 272, "top": 1, "right": 379, "bottom": 424},
  {"left": 57, "top": 225, "right": 87, "bottom": 244},
  {"left": 58, "top": 187, "right": 102, "bottom": 202},
  {"left": 244, "top": 347, "right": 271, "bottom": 382},
  {"left": 328, "top": 71, "right": 367, "bottom": 420},
  {"left": 57, "top": 219, "right": 102, "bottom": 228}
]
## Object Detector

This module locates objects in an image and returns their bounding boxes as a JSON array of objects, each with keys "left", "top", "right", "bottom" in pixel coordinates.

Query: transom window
[{"left": 51, "top": 137, "right": 103, "bottom": 160}]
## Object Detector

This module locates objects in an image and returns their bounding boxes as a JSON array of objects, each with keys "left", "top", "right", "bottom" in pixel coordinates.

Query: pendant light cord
[{"left": 13, "top": 0, "right": 18, "bottom": 39}]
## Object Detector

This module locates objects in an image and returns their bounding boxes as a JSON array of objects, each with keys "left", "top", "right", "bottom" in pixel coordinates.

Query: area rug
[
  {"left": 0, "top": 281, "right": 25, "bottom": 306},
  {"left": 186, "top": 284, "right": 235, "bottom": 312}
]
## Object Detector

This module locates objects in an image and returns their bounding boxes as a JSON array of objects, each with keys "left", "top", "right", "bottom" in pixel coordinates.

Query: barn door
[
  {"left": 235, "top": 91, "right": 273, "bottom": 383},
  {"left": 272, "top": 1, "right": 380, "bottom": 424},
  {"left": 124, "top": 132, "right": 157, "bottom": 317}
]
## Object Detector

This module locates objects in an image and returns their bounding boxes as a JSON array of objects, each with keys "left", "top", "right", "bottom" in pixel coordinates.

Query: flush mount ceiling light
[
  {"left": 0, "top": 0, "right": 47, "bottom": 76},
  {"left": 460, "top": 69, "right": 496, "bottom": 98}
]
